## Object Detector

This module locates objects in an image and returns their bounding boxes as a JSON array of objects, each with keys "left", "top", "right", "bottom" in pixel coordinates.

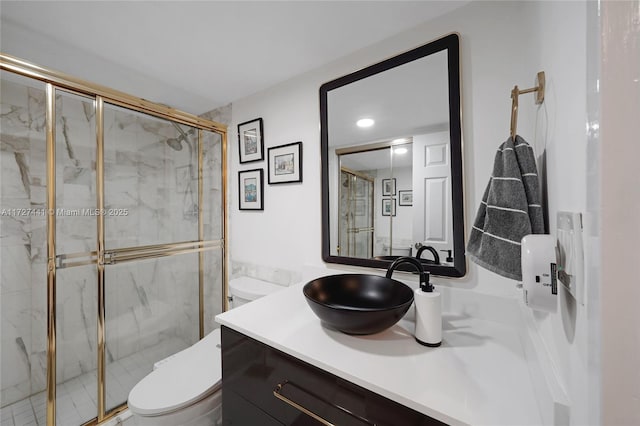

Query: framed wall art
[
  {"left": 267, "top": 141, "right": 302, "bottom": 184},
  {"left": 382, "top": 178, "right": 396, "bottom": 196},
  {"left": 238, "top": 169, "right": 264, "bottom": 210},
  {"left": 238, "top": 118, "right": 264, "bottom": 163},
  {"left": 382, "top": 198, "right": 396, "bottom": 216},
  {"left": 398, "top": 190, "right": 413, "bottom": 206}
]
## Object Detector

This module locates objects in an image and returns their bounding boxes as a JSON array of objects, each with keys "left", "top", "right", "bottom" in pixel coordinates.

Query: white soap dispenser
[{"left": 414, "top": 274, "right": 442, "bottom": 347}]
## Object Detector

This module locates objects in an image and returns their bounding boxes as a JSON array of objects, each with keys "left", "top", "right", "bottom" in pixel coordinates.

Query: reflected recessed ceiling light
[
  {"left": 356, "top": 118, "right": 375, "bottom": 128},
  {"left": 392, "top": 138, "right": 407, "bottom": 143},
  {"left": 394, "top": 147, "right": 408, "bottom": 155}
]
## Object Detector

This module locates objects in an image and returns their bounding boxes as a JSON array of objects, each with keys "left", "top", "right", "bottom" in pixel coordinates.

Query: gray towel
[{"left": 467, "top": 135, "right": 545, "bottom": 280}]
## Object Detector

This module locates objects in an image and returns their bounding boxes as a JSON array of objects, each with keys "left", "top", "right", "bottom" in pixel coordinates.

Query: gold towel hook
[
  {"left": 510, "top": 86, "right": 520, "bottom": 139},
  {"left": 509, "top": 71, "right": 545, "bottom": 139}
]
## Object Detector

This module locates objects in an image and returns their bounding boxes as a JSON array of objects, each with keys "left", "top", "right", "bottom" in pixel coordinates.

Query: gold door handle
[{"left": 273, "top": 380, "right": 376, "bottom": 425}]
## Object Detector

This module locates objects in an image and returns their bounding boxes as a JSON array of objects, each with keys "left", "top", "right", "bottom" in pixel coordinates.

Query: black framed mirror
[{"left": 320, "top": 33, "right": 465, "bottom": 277}]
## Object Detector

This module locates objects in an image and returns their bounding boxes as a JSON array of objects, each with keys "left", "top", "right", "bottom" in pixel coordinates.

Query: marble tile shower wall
[
  {"left": 1, "top": 75, "right": 225, "bottom": 408},
  {"left": 103, "top": 105, "right": 199, "bottom": 248},
  {"left": 104, "top": 256, "right": 198, "bottom": 374}
]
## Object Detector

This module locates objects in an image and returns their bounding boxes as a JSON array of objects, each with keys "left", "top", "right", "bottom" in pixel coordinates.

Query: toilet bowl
[{"left": 128, "top": 277, "right": 283, "bottom": 425}]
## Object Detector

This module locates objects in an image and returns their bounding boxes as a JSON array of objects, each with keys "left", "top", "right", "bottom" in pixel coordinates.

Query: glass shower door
[
  {"left": 0, "top": 72, "right": 49, "bottom": 424},
  {"left": 101, "top": 104, "right": 223, "bottom": 413}
]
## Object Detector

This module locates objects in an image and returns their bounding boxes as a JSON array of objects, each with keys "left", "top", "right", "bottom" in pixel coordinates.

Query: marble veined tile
[
  {"left": 0, "top": 80, "right": 46, "bottom": 141},
  {"left": 0, "top": 244, "right": 31, "bottom": 293},
  {"left": 204, "top": 248, "right": 224, "bottom": 335},
  {"left": 1, "top": 289, "right": 32, "bottom": 406},
  {"left": 231, "top": 260, "right": 302, "bottom": 287},
  {"left": 0, "top": 148, "right": 31, "bottom": 202},
  {"left": 199, "top": 103, "right": 232, "bottom": 126},
  {"left": 0, "top": 213, "right": 30, "bottom": 247}
]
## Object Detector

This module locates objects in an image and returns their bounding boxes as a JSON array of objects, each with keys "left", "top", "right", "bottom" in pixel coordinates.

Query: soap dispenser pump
[{"left": 414, "top": 274, "right": 442, "bottom": 347}]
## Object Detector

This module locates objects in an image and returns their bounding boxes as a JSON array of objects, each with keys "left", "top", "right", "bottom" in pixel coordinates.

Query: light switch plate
[{"left": 556, "top": 211, "right": 584, "bottom": 305}]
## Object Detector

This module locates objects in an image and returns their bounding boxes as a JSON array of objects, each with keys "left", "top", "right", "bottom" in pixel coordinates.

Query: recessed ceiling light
[
  {"left": 394, "top": 147, "right": 408, "bottom": 155},
  {"left": 392, "top": 138, "right": 407, "bottom": 143},
  {"left": 356, "top": 118, "right": 375, "bottom": 128}
]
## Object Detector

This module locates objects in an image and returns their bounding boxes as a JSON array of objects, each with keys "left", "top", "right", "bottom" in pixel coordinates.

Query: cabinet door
[{"left": 221, "top": 326, "right": 447, "bottom": 426}]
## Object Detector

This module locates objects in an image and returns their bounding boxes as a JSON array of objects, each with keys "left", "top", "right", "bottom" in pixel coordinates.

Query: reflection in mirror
[{"left": 321, "top": 33, "right": 465, "bottom": 277}]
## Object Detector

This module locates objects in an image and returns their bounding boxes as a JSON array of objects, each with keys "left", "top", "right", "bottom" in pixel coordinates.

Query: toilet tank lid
[{"left": 229, "top": 277, "right": 284, "bottom": 301}]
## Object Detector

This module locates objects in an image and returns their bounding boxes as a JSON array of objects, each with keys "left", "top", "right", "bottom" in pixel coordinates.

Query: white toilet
[{"left": 127, "top": 277, "right": 283, "bottom": 425}]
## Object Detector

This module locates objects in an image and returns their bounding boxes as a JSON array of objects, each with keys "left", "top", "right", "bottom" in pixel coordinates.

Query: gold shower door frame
[{"left": 0, "top": 53, "right": 229, "bottom": 426}]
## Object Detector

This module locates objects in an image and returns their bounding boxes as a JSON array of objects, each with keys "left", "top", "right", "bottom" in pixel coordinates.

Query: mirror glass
[{"left": 321, "top": 33, "right": 466, "bottom": 277}]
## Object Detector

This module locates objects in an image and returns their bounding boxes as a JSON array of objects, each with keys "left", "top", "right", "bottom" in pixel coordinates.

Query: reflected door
[{"left": 412, "top": 132, "right": 452, "bottom": 256}]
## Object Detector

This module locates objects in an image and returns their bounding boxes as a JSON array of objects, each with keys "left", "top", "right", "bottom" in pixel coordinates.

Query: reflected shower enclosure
[
  {"left": 0, "top": 56, "right": 227, "bottom": 426},
  {"left": 338, "top": 169, "right": 374, "bottom": 258}
]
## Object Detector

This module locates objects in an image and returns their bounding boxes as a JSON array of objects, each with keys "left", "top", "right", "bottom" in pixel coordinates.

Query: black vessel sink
[{"left": 303, "top": 274, "right": 414, "bottom": 335}]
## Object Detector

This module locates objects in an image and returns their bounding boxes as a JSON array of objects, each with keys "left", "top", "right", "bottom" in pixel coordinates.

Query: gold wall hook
[
  {"left": 509, "top": 71, "right": 545, "bottom": 138},
  {"left": 510, "top": 85, "right": 520, "bottom": 139}
]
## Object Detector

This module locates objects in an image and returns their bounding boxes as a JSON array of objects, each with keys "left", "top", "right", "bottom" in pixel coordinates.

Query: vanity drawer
[{"left": 221, "top": 326, "right": 446, "bottom": 426}]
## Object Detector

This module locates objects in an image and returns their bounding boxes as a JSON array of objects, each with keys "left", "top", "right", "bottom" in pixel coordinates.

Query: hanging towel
[{"left": 467, "top": 135, "right": 545, "bottom": 280}]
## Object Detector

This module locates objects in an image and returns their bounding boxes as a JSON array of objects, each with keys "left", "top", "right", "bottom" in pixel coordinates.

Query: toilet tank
[{"left": 229, "top": 277, "right": 284, "bottom": 308}]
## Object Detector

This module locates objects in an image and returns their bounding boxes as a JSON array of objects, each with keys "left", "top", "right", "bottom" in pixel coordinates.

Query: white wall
[
  {"left": 521, "top": 2, "right": 599, "bottom": 426},
  {"left": 374, "top": 165, "right": 413, "bottom": 252},
  {"left": 600, "top": 1, "right": 640, "bottom": 424},
  {"left": 229, "top": 1, "right": 599, "bottom": 424}
]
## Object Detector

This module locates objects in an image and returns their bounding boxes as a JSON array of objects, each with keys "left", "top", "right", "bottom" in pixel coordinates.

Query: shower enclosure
[
  {"left": 338, "top": 168, "right": 374, "bottom": 258},
  {"left": 0, "top": 54, "right": 227, "bottom": 426}
]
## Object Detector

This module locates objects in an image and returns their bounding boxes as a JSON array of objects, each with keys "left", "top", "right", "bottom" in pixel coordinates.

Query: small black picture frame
[
  {"left": 268, "top": 141, "right": 303, "bottom": 184},
  {"left": 238, "top": 169, "right": 264, "bottom": 210},
  {"left": 398, "top": 190, "right": 413, "bottom": 206},
  {"left": 238, "top": 118, "right": 264, "bottom": 163},
  {"left": 382, "top": 198, "right": 396, "bottom": 216},
  {"left": 382, "top": 178, "right": 396, "bottom": 196}
]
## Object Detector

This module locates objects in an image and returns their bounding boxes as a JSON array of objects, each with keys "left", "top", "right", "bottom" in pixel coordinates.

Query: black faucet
[
  {"left": 416, "top": 245, "right": 440, "bottom": 265},
  {"left": 386, "top": 256, "right": 433, "bottom": 292}
]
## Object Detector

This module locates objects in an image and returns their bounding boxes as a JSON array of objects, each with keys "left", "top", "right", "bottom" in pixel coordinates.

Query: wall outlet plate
[{"left": 556, "top": 211, "right": 584, "bottom": 305}]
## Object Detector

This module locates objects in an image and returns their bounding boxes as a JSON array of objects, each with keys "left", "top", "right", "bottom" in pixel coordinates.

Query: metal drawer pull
[{"left": 273, "top": 380, "right": 375, "bottom": 425}]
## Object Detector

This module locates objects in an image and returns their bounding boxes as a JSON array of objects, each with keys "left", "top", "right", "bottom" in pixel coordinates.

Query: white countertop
[{"left": 216, "top": 280, "right": 542, "bottom": 426}]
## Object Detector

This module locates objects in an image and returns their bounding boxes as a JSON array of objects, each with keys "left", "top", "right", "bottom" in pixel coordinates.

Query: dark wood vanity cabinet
[{"left": 221, "top": 326, "right": 446, "bottom": 426}]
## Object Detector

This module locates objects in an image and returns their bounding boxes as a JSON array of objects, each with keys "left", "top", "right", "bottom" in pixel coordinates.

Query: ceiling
[
  {"left": 327, "top": 48, "right": 449, "bottom": 149},
  {"left": 0, "top": 1, "right": 468, "bottom": 116}
]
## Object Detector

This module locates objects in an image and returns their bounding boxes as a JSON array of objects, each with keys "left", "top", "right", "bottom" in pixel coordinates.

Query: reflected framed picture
[
  {"left": 382, "top": 178, "right": 396, "bottom": 196},
  {"left": 398, "top": 190, "right": 413, "bottom": 206},
  {"left": 238, "top": 169, "right": 264, "bottom": 210},
  {"left": 238, "top": 118, "right": 264, "bottom": 163},
  {"left": 267, "top": 141, "right": 302, "bottom": 184},
  {"left": 382, "top": 198, "right": 396, "bottom": 216}
]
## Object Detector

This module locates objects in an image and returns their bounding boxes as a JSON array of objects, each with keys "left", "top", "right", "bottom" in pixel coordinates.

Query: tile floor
[{"left": 0, "top": 337, "right": 187, "bottom": 426}]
